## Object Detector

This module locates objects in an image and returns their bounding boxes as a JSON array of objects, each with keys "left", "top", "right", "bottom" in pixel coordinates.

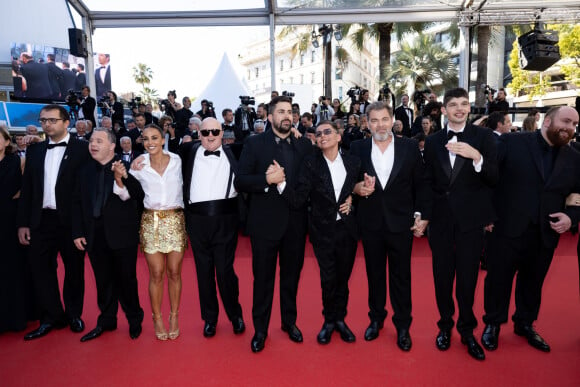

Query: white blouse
[{"left": 128, "top": 152, "right": 184, "bottom": 210}]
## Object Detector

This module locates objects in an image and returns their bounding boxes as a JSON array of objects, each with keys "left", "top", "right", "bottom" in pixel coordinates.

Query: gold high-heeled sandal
[
  {"left": 168, "top": 311, "right": 180, "bottom": 340},
  {"left": 153, "top": 313, "right": 168, "bottom": 341}
]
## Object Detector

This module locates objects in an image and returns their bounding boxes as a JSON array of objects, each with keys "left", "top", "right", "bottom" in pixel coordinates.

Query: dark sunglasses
[
  {"left": 315, "top": 128, "right": 335, "bottom": 138},
  {"left": 200, "top": 129, "right": 221, "bottom": 137}
]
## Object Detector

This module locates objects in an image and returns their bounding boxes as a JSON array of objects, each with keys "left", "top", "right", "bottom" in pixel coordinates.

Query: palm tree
[
  {"left": 387, "top": 34, "right": 458, "bottom": 95},
  {"left": 139, "top": 86, "right": 159, "bottom": 105},
  {"left": 132, "top": 63, "right": 153, "bottom": 91}
]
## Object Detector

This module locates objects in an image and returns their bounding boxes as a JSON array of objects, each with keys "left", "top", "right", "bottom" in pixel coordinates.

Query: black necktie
[
  {"left": 93, "top": 165, "right": 105, "bottom": 218},
  {"left": 204, "top": 150, "right": 220, "bottom": 157},
  {"left": 47, "top": 142, "right": 67, "bottom": 149},
  {"left": 447, "top": 131, "right": 463, "bottom": 141}
]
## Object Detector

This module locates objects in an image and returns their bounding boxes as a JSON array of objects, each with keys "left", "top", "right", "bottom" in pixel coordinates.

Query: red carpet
[{"left": 1, "top": 234, "right": 579, "bottom": 386}]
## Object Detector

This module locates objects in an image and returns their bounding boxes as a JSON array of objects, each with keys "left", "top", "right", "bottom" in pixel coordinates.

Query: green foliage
[
  {"left": 553, "top": 24, "right": 580, "bottom": 86},
  {"left": 507, "top": 41, "right": 550, "bottom": 100}
]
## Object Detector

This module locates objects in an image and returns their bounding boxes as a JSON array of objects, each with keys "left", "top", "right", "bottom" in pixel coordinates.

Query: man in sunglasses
[
  {"left": 235, "top": 95, "right": 313, "bottom": 353},
  {"left": 181, "top": 117, "right": 245, "bottom": 339}
]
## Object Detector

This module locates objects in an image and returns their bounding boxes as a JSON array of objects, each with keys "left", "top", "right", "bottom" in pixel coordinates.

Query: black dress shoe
[
  {"left": 461, "top": 336, "right": 486, "bottom": 360},
  {"left": 514, "top": 324, "right": 550, "bottom": 352},
  {"left": 396, "top": 328, "right": 412, "bottom": 351},
  {"left": 317, "top": 322, "right": 335, "bottom": 345},
  {"left": 481, "top": 324, "right": 500, "bottom": 351},
  {"left": 232, "top": 317, "right": 246, "bottom": 335},
  {"left": 364, "top": 321, "right": 384, "bottom": 341},
  {"left": 203, "top": 321, "right": 217, "bottom": 338},
  {"left": 251, "top": 332, "right": 267, "bottom": 353},
  {"left": 435, "top": 330, "right": 451, "bottom": 351},
  {"left": 335, "top": 321, "right": 356, "bottom": 343},
  {"left": 23, "top": 322, "right": 65, "bottom": 341},
  {"left": 281, "top": 324, "right": 303, "bottom": 343},
  {"left": 129, "top": 324, "right": 142, "bottom": 340},
  {"left": 80, "top": 326, "right": 105, "bottom": 342},
  {"left": 69, "top": 317, "right": 85, "bottom": 333}
]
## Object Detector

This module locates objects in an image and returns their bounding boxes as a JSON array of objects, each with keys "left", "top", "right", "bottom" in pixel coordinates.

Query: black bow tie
[
  {"left": 447, "top": 131, "right": 463, "bottom": 141},
  {"left": 47, "top": 142, "right": 67, "bottom": 149},
  {"left": 204, "top": 150, "right": 220, "bottom": 157}
]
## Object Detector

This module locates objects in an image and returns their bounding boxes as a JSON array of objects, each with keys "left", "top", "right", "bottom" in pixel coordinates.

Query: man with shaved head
[
  {"left": 180, "top": 117, "right": 245, "bottom": 338},
  {"left": 482, "top": 106, "right": 580, "bottom": 353}
]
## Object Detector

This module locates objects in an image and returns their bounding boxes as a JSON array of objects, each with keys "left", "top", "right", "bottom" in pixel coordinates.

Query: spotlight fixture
[
  {"left": 333, "top": 25, "right": 343, "bottom": 41},
  {"left": 311, "top": 29, "right": 319, "bottom": 49}
]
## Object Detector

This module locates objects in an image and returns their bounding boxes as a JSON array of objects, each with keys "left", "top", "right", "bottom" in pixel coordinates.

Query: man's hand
[
  {"left": 266, "top": 160, "right": 285, "bottom": 185},
  {"left": 74, "top": 237, "right": 87, "bottom": 251},
  {"left": 23, "top": 135, "right": 42, "bottom": 145},
  {"left": 549, "top": 212, "right": 572, "bottom": 234},
  {"left": 410, "top": 216, "right": 429, "bottom": 237},
  {"left": 565, "top": 193, "right": 580, "bottom": 207},
  {"left": 353, "top": 173, "right": 375, "bottom": 197},
  {"left": 445, "top": 142, "right": 481, "bottom": 164},
  {"left": 291, "top": 127, "right": 302, "bottom": 138},
  {"left": 484, "top": 223, "right": 494, "bottom": 232},
  {"left": 135, "top": 136, "right": 144, "bottom": 144},
  {"left": 130, "top": 155, "right": 146, "bottom": 171},
  {"left": 18, "top": 227, "right": 31, "bottom": 245}
]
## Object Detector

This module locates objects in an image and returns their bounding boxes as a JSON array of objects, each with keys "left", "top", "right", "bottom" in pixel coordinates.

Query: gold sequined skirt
[{"left": 140, "top": 209, "right": 187, "bottom": 254}]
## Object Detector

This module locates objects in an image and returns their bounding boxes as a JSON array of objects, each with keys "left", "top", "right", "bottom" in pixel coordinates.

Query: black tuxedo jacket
[
  {"left": 95, "top": 66, "right": 111, "bottom": 97},
  {"left": 72, "top": 158, "right": 144, "bottom": 250},
  {"left": 180, "top": 142, "right": 238, "bottom": 203},
  {"left": 394, "top": 105, "right": 414, "bottom": 137},
  {"left": 80, "top": 96, "right": 96, "bottom": 127},
  {"left": 493, "top": 132, "right": 580, "bottom": 248},
  {"left": 423, "top": 123, "right": 498, "bottom": 232},
  {"left": 20, "top": 61, "right": 51, "bottom": 99},
  {"left": 283, "top": 150, "right": 360, "bottom": 244},
  {"left": 127, "top": 128, "right": 145, "bottom": 154},
  {"left": 351, "top": 136, "right": 429, "bottom": 233},
  {"left": 62, "top": 69, "right": 76, "bottom": 94},
  {"left": 117, "top": 150, "right": 142, "bottom": 164},
  {"left": 17, "top": 137, "right": 90, "bottom": 229},
  {"left": 75, "top": 72, "right": 86, "bottom": 91},
  {"left": 46, "top": 62, "right": 64, "bottom": 99},
  {"left": 235, "top": 130, "right": 313, "bottom": 240}
]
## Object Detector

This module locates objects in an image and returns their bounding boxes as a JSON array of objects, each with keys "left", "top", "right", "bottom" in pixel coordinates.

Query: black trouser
[
  {"left": 250, "top": 228, "right": 306, "bottom": 334},
  {"left": 88, "top": 220, "right": 143, "bottom": 329},
  {"left": 312, "top": 220, "right": 357, "bottom": 323},
  {"left": 28, "top": 209, "right": 85, "bottom": 325},
  {"left": 483, "top": 224, "right": 555, "bottom": 326},
  {"left": 429, "top": 220, "right": 484, "bottom": 337},
  {"left": 362, "top": 226, "right": 413, "bottom": 330},
  {"left": 186, "top": 212, "right": 242, "bottom": 324}
]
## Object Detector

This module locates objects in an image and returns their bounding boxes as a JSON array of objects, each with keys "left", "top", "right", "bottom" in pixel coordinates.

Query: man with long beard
[
  {"left": 235, "top": 96, "right": 313, "bottom": 353},
  {"left": 481, "top": 106, "right": 580, "bottom": 353}
]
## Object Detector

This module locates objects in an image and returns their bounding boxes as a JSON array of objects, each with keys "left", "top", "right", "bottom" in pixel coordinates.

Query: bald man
[
  {"left": 482, "top": 106, "right": 580, "bottom": 353},
  {"left": 180, "top": 117, "right": 245, "bottom": 338}
]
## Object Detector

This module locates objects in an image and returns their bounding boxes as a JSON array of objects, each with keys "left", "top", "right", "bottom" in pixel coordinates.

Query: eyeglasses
[
  {"left": 163, "top": 122, "right": 173, "bottom": 127},
  {"left": 200, "top": 129, "right": 221, "bottom": 137},
  {"left": 315, "top": 128, "right": 335, "bottom": 137},
  {"left": 39, "top": 118, "right": 65, "bottom": 125}
]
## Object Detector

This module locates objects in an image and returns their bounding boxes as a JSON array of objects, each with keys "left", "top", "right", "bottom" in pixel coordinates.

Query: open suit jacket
[
  {"left": 282, "top": 150, "right": 360, "bottom": 245},
  {"left": 17, "top": 137, "right": 90, "bottom": 230},
  {"left": 423, "top": 123, "right": 498, "bottom": 231},
  {"left": 493, "top": 132, "right": 580, "bottom": 249},
  {"left": 72, "top": 158, "right": 144, "bottom": 251},
  {"left": 350, "top": 136, "right": 429, "bottom": 233},
  {"left": 235, "top": 130, "right": 313, "bottom": 240}
]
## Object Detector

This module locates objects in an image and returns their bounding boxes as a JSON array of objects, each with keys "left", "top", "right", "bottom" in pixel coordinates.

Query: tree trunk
[
  {"left": 377, "top": 23, "right": 393, "bottom": 84},
  {"left": 475, "top": 25, "right": 491, "bottom": 108},
  {"left": 324, "top": 38, "right": 332, "bottom": 98}
]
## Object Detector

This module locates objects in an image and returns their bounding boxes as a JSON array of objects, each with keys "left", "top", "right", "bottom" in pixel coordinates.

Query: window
[
  {"left": 289, "top": 77, "right": 294, "bottom": 84},
  {"left": 280, "top": 79, "right": 284, "bottom": 85},
  {"left": 300, "top": 54, "right": 305, "bottom": 66},
  {"left": 255, "top": 67, "right": 259, "bottom": 78},
  {"left": 247, "top": 69, "right": 251, "bottom": 80},
  {"left": 290, "top": 59, "right": 293, "bottom": 69},
  {"left": 364, "top": 59, "right": 367, "bottom": 70},
  {"left": 311, "top": 72, "right": 315, "bottom": 84},
  {"left": 280, "top": 59, "right": 284, "bottom": 71},
  {"left": 311, "top": 50, "right": 316, "bottom": 63},
  {"left": 335, "top": 67, "right": 342, "bottom": 80},
  {"left": 338, "top": 86, "right": 343, "bottom": 100},
  {"left": 300, "top": 74, "right": 304, "bottom": 84}
]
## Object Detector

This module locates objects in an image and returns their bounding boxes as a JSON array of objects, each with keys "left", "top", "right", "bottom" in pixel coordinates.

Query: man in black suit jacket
[
  {"left": 481, "top": 106, "right": 580, "bottom": 353},
  {"left": 394, "top": 94, "right": 414, "bottom": 137},
  {"left": 72, "top": 128, "right": 144, "bottom": 342},
  {"left": 46, "top": 54, "right": 64, "bottom": 100},
  {"left": 350, "top": 101, "right": 429, "bottom": 351},
  {"left": 61, "top": 62, "right": 76, "bottom": 94},
  {"left": 19, "top": 53, "right": 51, "bottom": 100},
  {"left": 17, "top": 104, "right": 91, "bottom": 340},
  {"left": 128, "top": 113, "right": 147, "bottom": 154},
  {"left": 423, "top": 88, "right": 498, "bottom": 360},
  {"left": 75, "top": 64, "right": 87, "bottom": 92},
  {"left": 235, "top": 96, "right": 313, "bottom": 353},
  {"left": 281, "top": 120, "right": 360, "bottom": 345},
  {"left": 181, "top": 117, "right": 245, "bottom": 338},
  {"left": 95, "top": 53, "right": 111, "bottom": 98},
  {"left": 78, "top": 86, "right": 97, "bottom": 128}
]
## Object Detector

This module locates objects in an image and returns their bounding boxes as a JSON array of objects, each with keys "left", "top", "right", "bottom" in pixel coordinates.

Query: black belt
[{"left": 186, "top": 198, "right": 238, "bottom": 216}]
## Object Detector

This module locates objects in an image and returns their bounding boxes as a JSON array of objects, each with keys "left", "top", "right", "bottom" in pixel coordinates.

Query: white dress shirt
[
  {"left": 42, "top": 133, "right": 70, "bottom": 209},
  {"left": 123, "top": 152, "right": 184, "bottom": 209},
  {"left": 371, "top": 137, "right": 395, "bottom": 190},
  {"left": 447, "top": 126, "right": 483, "bottom": 172},
  {"left": 324, "top": 153, "right": 347, "bottom": 220},
  {"left": 189, "top": 145, "right": 237, "bottom": 203}
]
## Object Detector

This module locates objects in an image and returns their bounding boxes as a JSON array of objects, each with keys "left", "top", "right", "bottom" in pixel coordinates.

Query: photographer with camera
[
  {"left": 99, "top": 91, "right": 124, "bottom": 125},
  {"left": 394, "top": 94, "right": 414, "bottom": 138},
  {"left": 75, "top": 86, "right": 96, "bottom": 127},
  {"left": 359, "top": 89, "right": 371, "bottom": 114},
  {"left": 411, "top": 100, "right": 443, "bottom": 136},
  {"left": 174, "top": 96, "right": 193, "bottom": 138},
  {"left": 196, "top": 99, "right": 216, "bottom": 120},
  {"left": 486, "top": 87, "right": 509, "bottom": 114},
  {"left": 315, "top": 96, "right": 335, "bottom": 123},
  {"left": 234, "top": 96, "right": 257, "bottom": 141}
]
